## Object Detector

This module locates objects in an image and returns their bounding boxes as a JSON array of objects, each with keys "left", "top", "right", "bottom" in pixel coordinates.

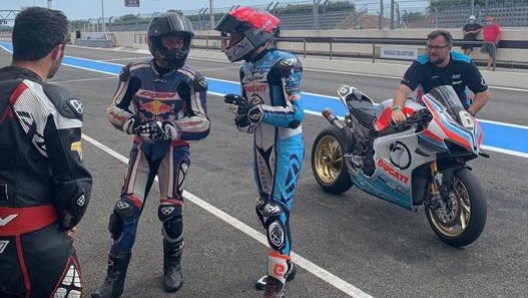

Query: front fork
[{"left": 428, "top": 161, "right": 445, "bottom": 210}]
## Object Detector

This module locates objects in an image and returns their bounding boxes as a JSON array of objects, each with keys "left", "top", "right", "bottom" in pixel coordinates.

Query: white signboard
[{"left": 380, "top": 47, "right": 418, "bottom": 60}]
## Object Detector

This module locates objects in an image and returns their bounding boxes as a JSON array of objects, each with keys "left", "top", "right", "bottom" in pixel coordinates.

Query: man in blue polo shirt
[{"left": 391, "top": 30, "right": 491, "bottom": 123}]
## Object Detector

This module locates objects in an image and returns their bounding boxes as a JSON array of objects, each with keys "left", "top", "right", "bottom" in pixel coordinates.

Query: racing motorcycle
[{"left": 311, "top": 84, "right": 488, "bottom": 247}]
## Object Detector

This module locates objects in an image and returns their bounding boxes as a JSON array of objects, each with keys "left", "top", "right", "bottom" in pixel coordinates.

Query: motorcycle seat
[{"left": 352, "top": 106, "right": 380, "bottom": 129}]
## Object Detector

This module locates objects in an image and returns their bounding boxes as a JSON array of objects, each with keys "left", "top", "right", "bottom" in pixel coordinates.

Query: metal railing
[{"left": 186, "top": 35, "right": 497, "bottom": 70}]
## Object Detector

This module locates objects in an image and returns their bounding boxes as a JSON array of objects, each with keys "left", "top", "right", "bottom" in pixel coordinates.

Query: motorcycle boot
[
  {"left": 263, "top": 276, "right": 286, "bottom": 298},
  {"left": 163, "top": 238, "right": 184, "bottom": 292},
  {"left": 255, "top": 262, "right": 296, "bottom": 290},
  {"left": 91, "top": 253, "right": 131, "bottom": 298}
]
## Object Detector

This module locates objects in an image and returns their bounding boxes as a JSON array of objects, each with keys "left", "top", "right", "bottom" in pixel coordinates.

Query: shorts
[
  {"left": 480, "top": 43, "right": 496, "bottom": 57},
  {"left": 460, "top": 39, "right": 476, "bottom": 51}
]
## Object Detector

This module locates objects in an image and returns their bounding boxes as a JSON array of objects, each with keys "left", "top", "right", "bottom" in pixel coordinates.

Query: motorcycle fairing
[
  {"left": 350, "top": 129, "right": 437, "bottom": 210},
  {"left": 352, "top": 171, "right": 412, "bottom": 209},
  {"left": 421, "top": 93, "right": 480, "bottom": 155}
]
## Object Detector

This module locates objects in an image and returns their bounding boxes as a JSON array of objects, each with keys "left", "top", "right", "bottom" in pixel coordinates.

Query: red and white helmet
[{"left": 214, "top": 6, "right": 280, "bottom": 62}]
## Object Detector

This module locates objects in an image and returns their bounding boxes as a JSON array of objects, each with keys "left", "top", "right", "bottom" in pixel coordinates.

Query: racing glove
[
  {"left": 224, "top": 94, "right": 263, "bottom": 133},
  {"left": 123, "top": 115, "right": 141, "bottom": 134},
  {"left": 134, "top": 120, "right": 179, "bottom": 143}
]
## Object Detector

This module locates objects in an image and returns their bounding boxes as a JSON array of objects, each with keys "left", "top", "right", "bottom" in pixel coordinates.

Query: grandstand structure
[
  {"left": 435, "top": 1, "right": 528, "bottom": 28},
  {"left": 68, "top": 0, "right": 528, "bottom": 33},
  {"left": 0, "top": 10, "right": 17, "bottom": 40}
]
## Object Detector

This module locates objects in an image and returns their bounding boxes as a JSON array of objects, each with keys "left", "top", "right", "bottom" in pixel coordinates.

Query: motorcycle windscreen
[
  {"left": 424, "top": 85, "right": 466, "bottom": 125},
  {"left": 423, "top": 85, "right": 480, "bottom": 153}
]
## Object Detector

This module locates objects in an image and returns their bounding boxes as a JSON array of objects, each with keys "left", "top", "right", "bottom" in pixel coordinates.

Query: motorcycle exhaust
[{"left": 322, "top": 108, "right": 344, "bottom": 129}]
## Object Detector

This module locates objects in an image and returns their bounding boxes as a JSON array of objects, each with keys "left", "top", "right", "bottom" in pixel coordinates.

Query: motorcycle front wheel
[
  {"left": 311, "top": 125, "right": 353, "bottom": 195},
  {"left": 425, "top": 168, "right": 487, "bottom": 247}
]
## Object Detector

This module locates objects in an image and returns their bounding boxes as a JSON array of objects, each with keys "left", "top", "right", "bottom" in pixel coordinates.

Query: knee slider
[
  {"left": 109, "top": 199, "right": 139, "bottom": 240},
  {"left": 262, "top": 202, "right": 287, "bottom": 251},
  {"left": 158, "top": 204, "right": 183, "bottom": 240}
]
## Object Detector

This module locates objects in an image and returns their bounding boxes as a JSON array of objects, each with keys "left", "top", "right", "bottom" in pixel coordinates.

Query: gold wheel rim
[
  {"left": 314, "top": 135, "right": 344, "bottom": 185},
  {"left": 428, "top": 177, "right": 471, "bottom": 238}
]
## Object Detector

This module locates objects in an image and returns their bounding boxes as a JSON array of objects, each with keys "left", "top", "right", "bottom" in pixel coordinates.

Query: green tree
[
  {"left": 428, "top": 0, "right": 485, "bottom": 12},
  {"left": 166, "top": 9, "right": 184, "bottom": 14},
  {"left": 402, "top": 11, "right": 425, "bottom": 23}
]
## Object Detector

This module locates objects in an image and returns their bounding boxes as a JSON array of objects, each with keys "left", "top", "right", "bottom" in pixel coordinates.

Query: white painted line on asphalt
[
  {"left": 481, "top": 145, "right": 528, "bottom": 159},
  {"left": 53, "top": 77, "right": 115, "bottom": 84},
  {"left": 101, "top": 57, "right": 151, "bottom": 62},
  {"left": 61, "top": 64, "right": 117, "bottom": 76},
  {"left": 81, "top": 133, "right": 375, "bottom": 298},
  {"left": 478, "top": 118, "right": 528, "bottom": 130},
  {"left": 198, "top": 66, "right": 241, "bottom": 72}
]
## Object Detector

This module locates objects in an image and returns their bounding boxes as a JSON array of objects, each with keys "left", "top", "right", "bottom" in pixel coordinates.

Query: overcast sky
[{"left": 3, "top": 0, "right": 307, "bottom": 20}]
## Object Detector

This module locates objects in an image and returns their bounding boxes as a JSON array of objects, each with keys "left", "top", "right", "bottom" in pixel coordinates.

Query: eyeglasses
[{"left": 426, "top": 45, "right": 449, "bottom": 51}]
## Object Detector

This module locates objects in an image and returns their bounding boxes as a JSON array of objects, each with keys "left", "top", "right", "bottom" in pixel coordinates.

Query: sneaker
[{"left": 255, "top": 263, "right": 296, "bottom": 290}]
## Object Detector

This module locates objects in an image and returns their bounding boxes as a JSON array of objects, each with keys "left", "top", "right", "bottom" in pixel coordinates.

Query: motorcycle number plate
[{"left": 459, "top": 111, "right": 475, "bottom": 129}]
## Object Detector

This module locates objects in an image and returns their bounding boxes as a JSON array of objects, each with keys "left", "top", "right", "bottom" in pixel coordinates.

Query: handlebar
[{"left": 390, "top": 109, "right": 433, "bottom": 130}]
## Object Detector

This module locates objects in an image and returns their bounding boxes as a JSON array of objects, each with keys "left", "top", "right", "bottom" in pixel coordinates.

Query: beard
[
  {"left": 429, "top": 54, "right": 447, "bottom": 66},
  {"left": 432, "top": 57, "right": 446, "bottom": 66},
  {"left": 47, "top": 49, "right": 64, "bottom": 79}
]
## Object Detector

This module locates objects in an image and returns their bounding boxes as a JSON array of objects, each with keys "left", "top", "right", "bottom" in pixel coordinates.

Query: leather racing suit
[
  {"left": 239, "top": 49, "right": 304, "bottom": 284},
  {"left": 0, "top": 66, "right": 92, "bottom": 297},
  {"left": 105, "top": 59, "right": 210, "bottom": 260}
]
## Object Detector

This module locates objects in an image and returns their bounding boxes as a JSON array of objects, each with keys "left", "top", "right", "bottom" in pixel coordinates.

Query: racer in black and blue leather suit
[{"left": 92, "top": 12, "right": 210, "bottom": 298}]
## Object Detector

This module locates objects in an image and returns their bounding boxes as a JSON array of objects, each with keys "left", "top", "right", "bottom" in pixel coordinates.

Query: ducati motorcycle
[{"left": 311, "top": 84, "right": 488, "bottom": 247}]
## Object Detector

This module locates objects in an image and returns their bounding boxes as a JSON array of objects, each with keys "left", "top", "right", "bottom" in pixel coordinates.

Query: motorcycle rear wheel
[
  {"left": 425, "top": 168, "right": 487, "bottom": 247},
  {"left": 311, "top": 126, "right": 353, "bottom": 195}
]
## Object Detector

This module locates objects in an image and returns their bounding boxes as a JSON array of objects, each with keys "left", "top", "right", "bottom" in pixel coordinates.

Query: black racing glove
[
  {"left": 134, "top": 120, "right": 178, "bottom": 143},
  {"left": 123, "top": 115, "right": 141, "bottom": 134},
  {"left": 224, "top": 94, "right": 263, "bottom": 133}
]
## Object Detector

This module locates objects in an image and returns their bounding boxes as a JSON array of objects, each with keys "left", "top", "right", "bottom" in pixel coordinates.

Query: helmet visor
[{"left": 214, "top": 13, "right": 248, "bottom": 33}]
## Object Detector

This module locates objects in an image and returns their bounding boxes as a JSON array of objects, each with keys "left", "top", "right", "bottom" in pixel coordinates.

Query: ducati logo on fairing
[
  {"left": 377, "top": 159, "right": 409, "bottom": 184},
  {"left": 0, "top": 240, "right": 9, "bottom": 253},
  {"left": 0, "top": 214, "right": 18, "bottom": 226}
]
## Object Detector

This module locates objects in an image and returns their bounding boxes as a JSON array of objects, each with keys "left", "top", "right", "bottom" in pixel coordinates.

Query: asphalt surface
[{"left": 1, "top": 46, "right": 527, "bottom": 298}]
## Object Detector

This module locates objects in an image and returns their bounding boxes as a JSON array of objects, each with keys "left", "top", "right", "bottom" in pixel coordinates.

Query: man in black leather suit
[{"left": 0, "top": 7, "right": 92, "bottom": 298}]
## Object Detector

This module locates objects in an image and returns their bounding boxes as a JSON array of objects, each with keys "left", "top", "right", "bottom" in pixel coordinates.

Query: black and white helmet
[{"left": 148, "top": 12, "right": 194, "bottom": 69}]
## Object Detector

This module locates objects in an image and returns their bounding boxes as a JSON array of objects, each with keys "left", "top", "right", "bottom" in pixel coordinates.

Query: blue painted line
[
  {"left": 63, "top": 56, "right": 123, "bottom": 74},
  {"left": 2, "top": 42, "right": 527, "bottom": 154},
  {"left": 479, "top": 122, "right": 528, "bottom": 153}
]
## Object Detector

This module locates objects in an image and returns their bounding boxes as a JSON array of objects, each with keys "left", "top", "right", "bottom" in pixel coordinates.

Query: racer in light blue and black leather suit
[{"left": 215, "top": 6, "right": 304, "bottom": 298}]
